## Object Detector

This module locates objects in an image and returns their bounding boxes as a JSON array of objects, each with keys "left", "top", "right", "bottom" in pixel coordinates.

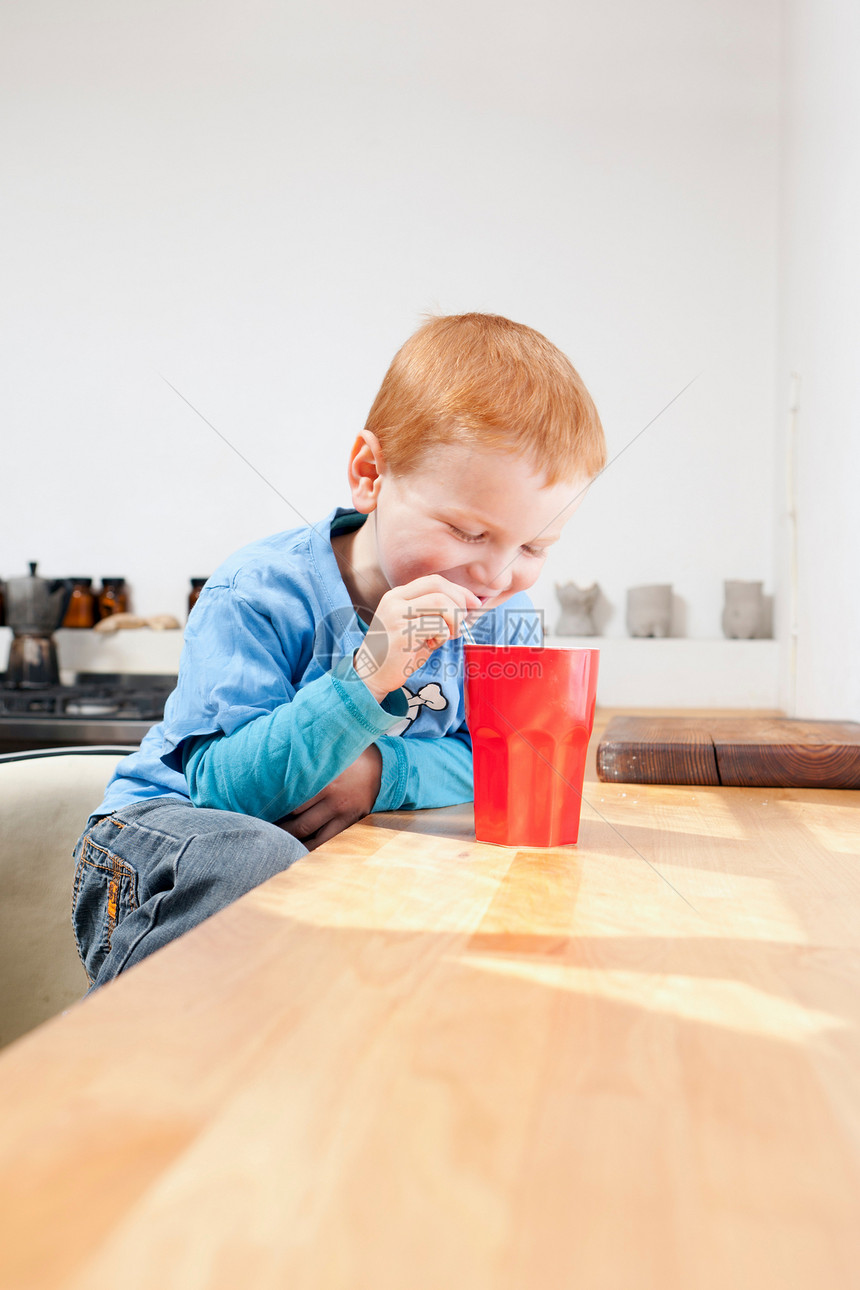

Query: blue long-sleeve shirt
[
  {"left": 181, "top": 655, "right": 478, "bottom": 818},
  {"left": 94, "top": 508, "right": 541, "bottom": 821}
]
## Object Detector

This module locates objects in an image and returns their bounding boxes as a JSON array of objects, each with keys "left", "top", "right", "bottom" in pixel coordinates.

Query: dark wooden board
[
  {"left": 709, "top": 717, "right": 860, "bottom": 788},
  {"left": 595, "top": 715, "right": 720, "bottom": 786},
  {"left": 597, "top": 716, "right": 860, "bottom": 789}
]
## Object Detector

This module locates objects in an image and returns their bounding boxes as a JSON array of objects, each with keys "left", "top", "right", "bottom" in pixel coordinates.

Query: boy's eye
[{"left": 449, "top": 525, "right": 547, "bottom": 559}]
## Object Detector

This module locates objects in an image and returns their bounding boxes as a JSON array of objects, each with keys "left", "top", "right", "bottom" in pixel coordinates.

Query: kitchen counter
[
  {"left": 0, "top": 625, "right": 185, "bottom": 683},
  {"left": 0, "top": 711, "right": 858, "bottom": 1289}
]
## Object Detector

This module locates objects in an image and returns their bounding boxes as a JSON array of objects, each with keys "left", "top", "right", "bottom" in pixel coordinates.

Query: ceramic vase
[
  {"left": 554, "top": 582, "right": 600, "bottom": 636},
  {"left": 626, "top": 584, "right": 672, "bottom": 638},
  {"left": 721, "top": 580, "right": 764, "bottom": 639}
]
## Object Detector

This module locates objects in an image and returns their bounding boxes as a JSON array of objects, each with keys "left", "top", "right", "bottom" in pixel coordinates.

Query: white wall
[
  {"left": 1, "top": 2, "right": 779, "bottom": 651},
  {"left": 777, "top": 1, "right": 860, "bottom": 720}
]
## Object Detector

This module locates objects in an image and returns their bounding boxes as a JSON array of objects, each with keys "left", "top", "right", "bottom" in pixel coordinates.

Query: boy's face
[{"left": 349, "top": 435, "right": 588, "bottom": 615}]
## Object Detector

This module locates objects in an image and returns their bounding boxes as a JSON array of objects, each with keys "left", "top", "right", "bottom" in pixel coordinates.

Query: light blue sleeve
[
  {"left": 373, "top": 724, "right": 474, "bottom": 811},
  {"left": 184, "top": 656, "right": 408, "bottom": 822}
]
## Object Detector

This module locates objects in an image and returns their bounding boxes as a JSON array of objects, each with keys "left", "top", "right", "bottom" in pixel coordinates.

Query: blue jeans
[{"left": 71, "top": 797, "right": 307, "bottom": 989}]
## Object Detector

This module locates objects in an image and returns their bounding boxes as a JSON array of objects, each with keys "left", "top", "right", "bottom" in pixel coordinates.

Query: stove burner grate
[{"left": 0, "top": 674, "right": 175, "bottom": 722}]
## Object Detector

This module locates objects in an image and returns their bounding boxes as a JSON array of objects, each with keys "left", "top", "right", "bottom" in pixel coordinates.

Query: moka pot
[{"left": 4, "top": 563, "right": 74, "bottom": 688}]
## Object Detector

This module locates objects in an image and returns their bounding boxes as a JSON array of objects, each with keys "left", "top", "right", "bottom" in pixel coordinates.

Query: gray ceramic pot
[
  {"left": 554, "top": 582, "right": 600, "bottom": 636},
  {"left": 721, "top": 580, "right": 764, "bottom": 639},
  {"left": 626, "top": 584, "right": 672, "bottom": 638}
]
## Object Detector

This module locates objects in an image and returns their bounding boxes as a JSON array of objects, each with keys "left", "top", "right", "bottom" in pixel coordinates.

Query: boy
[{"left": 72, "top": 313, "right": 605, "bottom": 989}]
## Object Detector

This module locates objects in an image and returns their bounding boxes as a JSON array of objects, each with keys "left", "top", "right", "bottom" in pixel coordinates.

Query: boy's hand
[
  {"left": 277, "top": 746, "right": 383, "bottom": 850},
  {"left": 354, "top": 575, "right": 481, "bottom": 703}
]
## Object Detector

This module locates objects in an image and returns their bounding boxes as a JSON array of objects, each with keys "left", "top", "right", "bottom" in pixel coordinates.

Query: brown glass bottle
[
  {"left": 97, "top": 578, "right": 129, "bottom": 620},
  {"left": 63, "top": 578, "right": 97, "bottom": 628},
  {"left": 188, "top": 578, "right": 208, "bottom": 616}
]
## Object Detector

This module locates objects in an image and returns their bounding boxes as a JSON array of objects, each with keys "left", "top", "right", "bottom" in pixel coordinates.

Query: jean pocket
[{"left": 71, "top": 834, "right": 139, "bottom": 985}]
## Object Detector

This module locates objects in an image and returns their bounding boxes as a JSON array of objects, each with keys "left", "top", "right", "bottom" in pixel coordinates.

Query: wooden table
[{"left": 1, "top": 711, "right": 859, "bottom": 1289}]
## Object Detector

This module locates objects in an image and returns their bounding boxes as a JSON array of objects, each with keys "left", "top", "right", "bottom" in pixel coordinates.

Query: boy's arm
[
  {"left": 182, "top": 573, "right": 479, "bottom": 828},
  {"left": 373, "top": 724, "right": 473, "bottom": 811},
  {"left": 183, "top": 655, "right": 407, "bottom": 822},
  {"left": 278, "top": 723, "right": 472, "bottom": 848}
]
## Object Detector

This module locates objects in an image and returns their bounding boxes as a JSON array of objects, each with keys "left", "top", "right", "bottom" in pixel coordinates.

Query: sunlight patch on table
[
  {"left": 583, "top": 787, "right": 748, "bottom": 840},
  {"left": 463, "top": 956, "right": 846, "bottom": 1043},
  {"left": 778, "top": 799, "right": 860, "bottom": 856},
  {"left": 648, "top": 870, "right": 810, "bottom": 943}
]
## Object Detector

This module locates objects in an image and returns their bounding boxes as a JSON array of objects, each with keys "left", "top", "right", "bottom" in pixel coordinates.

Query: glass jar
[
  {"left": 188, "top": 577, "right": 208, "bottom": 616},
  {"left": 63, "top": 578, "right": 97, "bottom": 628},
  {"left": 97, "top": 578, "right": 129, "bottom": 620}
]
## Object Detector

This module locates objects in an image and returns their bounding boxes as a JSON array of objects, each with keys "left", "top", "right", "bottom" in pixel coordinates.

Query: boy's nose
[{"left": 469, "top": 561, "right": 514, "bottom": 594}]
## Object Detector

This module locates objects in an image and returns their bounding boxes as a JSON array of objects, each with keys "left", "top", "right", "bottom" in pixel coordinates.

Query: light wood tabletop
[{"left": 1, "top": 710, "right": 859, "bottom": 1290}]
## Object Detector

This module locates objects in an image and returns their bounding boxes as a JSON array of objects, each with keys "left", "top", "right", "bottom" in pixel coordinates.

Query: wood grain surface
[
  {"left": 1, "top": 710, "right": 859, "bottom": 1289},
  {"left": 598, "top": 714, "right": 860, "bottom": 788},
  {"left": 595, "top": 714, "right": 721, "bottom": 785}
]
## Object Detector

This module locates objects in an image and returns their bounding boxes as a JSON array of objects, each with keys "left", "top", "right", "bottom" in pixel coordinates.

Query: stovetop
[
  {"left": 0, "top": 673, "right": 176, "bottom": 753},
  {"left": 0, "top": 673, "right": 176, "bottom": 721}
]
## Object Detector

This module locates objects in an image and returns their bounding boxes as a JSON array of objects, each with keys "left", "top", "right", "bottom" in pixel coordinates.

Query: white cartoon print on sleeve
[{"left": 387, "top": 682, "right": 448, "bottom": 737}]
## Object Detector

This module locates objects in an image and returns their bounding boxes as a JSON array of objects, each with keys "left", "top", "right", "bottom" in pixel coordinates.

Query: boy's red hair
[{"left": 365, "top": 313, "right": 605, "bottom": 484}]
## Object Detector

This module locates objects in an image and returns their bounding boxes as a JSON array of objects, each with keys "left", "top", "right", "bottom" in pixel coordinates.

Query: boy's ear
[{"left": 347, "top": 430, "right": 386, "bottom": 513}]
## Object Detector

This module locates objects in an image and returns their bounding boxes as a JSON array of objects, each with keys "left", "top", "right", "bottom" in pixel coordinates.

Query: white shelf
[
  {"left": 545, "top": 637, "right": 781, "bottom": 709},
  {"left": 0, "top": 627, "right": 185, "bottom": 682},
  {"left": 1, "top": 626, "right": 781, "bottom": 710}
]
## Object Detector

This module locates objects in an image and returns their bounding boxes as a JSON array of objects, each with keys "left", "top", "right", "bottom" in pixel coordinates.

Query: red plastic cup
[{"left": 464, "top": 644, "right": 599, "bottom": 847}]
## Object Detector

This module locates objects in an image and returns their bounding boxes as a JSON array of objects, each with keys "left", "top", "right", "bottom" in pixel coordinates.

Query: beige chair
[{"left": 0, "top": 749, "right": 129, "bottom": 1049}]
